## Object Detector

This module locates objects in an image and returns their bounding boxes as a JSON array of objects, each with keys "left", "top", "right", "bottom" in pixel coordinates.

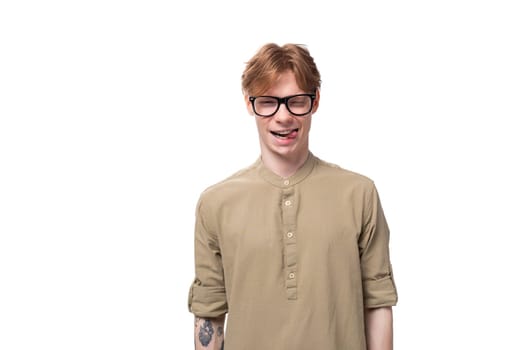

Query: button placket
[{"left": 282, "top": 187, "right": 298, "bottom": 300}]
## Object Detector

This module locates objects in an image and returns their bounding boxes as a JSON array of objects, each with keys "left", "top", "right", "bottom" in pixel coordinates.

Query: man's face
[{"left": 245, "top": 71, "right": 319, "bottom": 162}]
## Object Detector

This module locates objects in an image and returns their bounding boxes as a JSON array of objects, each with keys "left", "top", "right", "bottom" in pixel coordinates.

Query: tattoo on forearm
[
  {"left": 217, "top": 325, "right": 223, "bottom": 337},
  {"left": 198, "top": 319, "right": 214, "bottom": 346}
]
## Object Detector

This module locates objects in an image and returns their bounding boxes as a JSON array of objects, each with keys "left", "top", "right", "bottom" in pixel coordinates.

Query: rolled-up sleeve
[
  {"left": 188, "top": 198, "right": 228, "bottom": 317},
  {"left": 359, "top": 183, "right": 398, "bottom": 308}
]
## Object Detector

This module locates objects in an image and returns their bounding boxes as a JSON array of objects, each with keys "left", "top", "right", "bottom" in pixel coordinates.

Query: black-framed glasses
[{"left": 249, "top": 93, "right": 316, "bottom": 117}]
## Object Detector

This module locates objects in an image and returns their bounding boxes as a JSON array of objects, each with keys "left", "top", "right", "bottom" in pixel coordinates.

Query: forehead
[{"left": 263, "top": 71, "right": 304, "bottom": 96}]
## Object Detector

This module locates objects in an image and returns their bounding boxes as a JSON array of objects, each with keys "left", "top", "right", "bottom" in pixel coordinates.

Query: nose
[{"left": 273, "top": 103, "right": 294, "bottom": 123}]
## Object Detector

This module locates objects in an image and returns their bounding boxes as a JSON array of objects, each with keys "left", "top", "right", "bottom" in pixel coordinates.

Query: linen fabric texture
[{"left": 188, "top": 153, "right": 398, "bottom": 350}]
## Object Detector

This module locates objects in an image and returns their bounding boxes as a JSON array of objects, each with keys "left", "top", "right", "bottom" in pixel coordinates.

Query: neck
[{"left": 260, "top": 150, "right": 310, "bottom": 178}]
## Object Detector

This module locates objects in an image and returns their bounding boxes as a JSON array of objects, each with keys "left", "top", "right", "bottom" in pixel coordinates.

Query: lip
[
  {"left": 270, "top": 128, "right": 299, "bottom": 137},
  {"left": 269, "top": 128, "right": 299, "bottom": 146}
]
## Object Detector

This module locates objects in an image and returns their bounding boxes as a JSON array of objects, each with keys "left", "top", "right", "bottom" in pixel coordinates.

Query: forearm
[
  {"left": 194, "top": 315, "right": 225, "bottom": 350},
  {"left": 365, "top": 306, "right": 393, "bottom": 350}
]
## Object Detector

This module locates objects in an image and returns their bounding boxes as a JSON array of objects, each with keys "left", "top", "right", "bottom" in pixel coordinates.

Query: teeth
[
  {"left": 272, "top": 129, "right": 296, "bottom": 135},
  {"left": 271, "top": 128, "right": 298, "bottom": 138}
]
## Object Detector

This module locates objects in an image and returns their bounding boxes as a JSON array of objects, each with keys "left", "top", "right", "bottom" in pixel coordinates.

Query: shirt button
[
  {"left": 284, "top": 200, "right": 292, "bottom": 206},
  {"left": 283, "top": 180, "right": 290, "bottom": 186},
  {"left": 288, "top": 272, "right": 295, "bottom": 279},
  {"left": 287, "top": 232, "right": 294, "bottom": 238}
]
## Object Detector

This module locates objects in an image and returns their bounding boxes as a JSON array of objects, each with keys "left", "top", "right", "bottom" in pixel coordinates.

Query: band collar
[{"left": 257, "top": 152, "right": 316, "bottom": 188}]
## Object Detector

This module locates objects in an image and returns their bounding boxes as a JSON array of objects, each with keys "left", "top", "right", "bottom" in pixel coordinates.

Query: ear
[
  {"left": 311, "top": 89, "right": 320, "bottom": 114},
  {"left": 244, "top": 94, "right": 255, "bottom": 116}
]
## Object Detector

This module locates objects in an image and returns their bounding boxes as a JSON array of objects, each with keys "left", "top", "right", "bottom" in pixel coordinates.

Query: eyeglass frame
[{"left": 248, "top": 93, "right": 317, "bottom": 117}]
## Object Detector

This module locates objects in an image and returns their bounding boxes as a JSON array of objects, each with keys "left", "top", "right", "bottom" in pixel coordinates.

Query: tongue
[
  {"left": 272, "top": 129, "right": 299, "bottom": 139},
  {"left": 286, "top": 130, "right": 298, "bottom": 139}
]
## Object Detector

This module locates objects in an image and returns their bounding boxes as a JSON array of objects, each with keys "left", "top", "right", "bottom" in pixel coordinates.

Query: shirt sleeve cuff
[
  {"left": 188, "top": 280, "right": 228, "bottom": 318},
  {"left": 363, "top": 274, "right": 398, "bottom": 308}
]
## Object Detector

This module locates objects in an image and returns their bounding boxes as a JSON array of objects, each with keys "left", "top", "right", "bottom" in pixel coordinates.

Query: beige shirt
[{"left": 188, "top": 153, "right": 398, "bottom": 350}]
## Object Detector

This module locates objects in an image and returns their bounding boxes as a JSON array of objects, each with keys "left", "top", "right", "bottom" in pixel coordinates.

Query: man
[{"left": 188, "top": 43, "right": 398, "bottom": 350}]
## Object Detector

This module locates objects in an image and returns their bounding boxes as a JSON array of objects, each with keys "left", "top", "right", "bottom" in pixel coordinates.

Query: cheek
[
  {"left": 301, "top": 119, "right": 312, "bottom": 133},
  {"left": 255, "top": 118, "right": 268, "bottom": 134}
]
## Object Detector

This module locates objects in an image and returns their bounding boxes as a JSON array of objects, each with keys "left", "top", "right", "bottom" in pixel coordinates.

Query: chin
[{"left": 273, "top": 145, "right": 303, "bottom": 158}]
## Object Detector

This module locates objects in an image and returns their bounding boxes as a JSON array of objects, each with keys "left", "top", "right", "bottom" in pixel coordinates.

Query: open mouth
[{"left": 270, "top": 128, "right": 299, "bottom": 139}]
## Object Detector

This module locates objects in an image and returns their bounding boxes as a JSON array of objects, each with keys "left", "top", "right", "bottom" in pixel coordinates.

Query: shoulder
[
  {"left": 313, "top": 156, "right": 376, "bottom": 190},
  {"left": 197, "top": 160, "right": 261, "bottom": 208}
]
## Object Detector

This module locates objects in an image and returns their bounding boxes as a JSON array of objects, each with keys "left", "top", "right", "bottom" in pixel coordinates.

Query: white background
[{"left": 1, "top": 0, "right": 524, "bottom": 349}]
